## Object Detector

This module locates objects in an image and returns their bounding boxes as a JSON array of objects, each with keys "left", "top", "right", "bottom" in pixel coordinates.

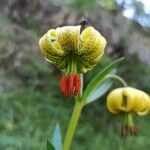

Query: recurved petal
[
  {"left": 39, "top": 30, "right": 65, "bottom": 68},
  {"left": 39, "top": 30, "right": 64, "bottom": 56},
  {"left": 56, "top": 26, "right": 80, "bottom": 54},
  {"left": 137, "top": 108, "right": 149, "bottom": 116},
  {"left": 79, "top": 27, "right": 106, "bottom": 72},
  {"left": 107, "top": 88, "right": 123, "bottom": 114},
  {"left": 80, "top": 27, "right": 106, "bottom": 55},
  {"left": 121, "top": 87, "right": 137, "bottom": 112},
  {"left": 135, "top": 90, "right": 150, "bottom": 116}
]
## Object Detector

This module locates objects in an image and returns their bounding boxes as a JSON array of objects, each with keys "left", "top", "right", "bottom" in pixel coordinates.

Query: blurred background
[{"left": 0, "top": 0, "right": 150, "bottom": 149}]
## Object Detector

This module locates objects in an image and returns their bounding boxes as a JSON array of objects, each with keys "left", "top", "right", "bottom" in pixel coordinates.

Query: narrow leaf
[
  {"left": 82, "top": 57, "right": 124, "bottom": 102},
  {"left": 86, "top": 80, "right": 112, "bottom": 104},
  {"left": 85, "top": 69, "right": 116, "bottom": 104},
  {"left": 47, "top": 140, "right": 55, "bottom": 150},
  {"left": 52, "top": 124, "right": 62, "bottom": 150}
]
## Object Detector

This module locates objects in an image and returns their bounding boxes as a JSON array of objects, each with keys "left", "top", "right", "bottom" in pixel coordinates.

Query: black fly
[{"left": 79, "top": 14, "right": 90, "bottom": 33}]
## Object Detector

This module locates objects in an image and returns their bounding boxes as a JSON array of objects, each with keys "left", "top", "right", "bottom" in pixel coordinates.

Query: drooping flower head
[
  {"left": 107, "top": 87, "right": 150, "bottom": 136},
  {"left": 39, "top": 26, "right": 106, "bottom": 73},
  {"left": 107, "top": 87, "right": 150, "bottom": 115},
  {"left": 39, "top": 24, "right": 106, "bottom": 96}
]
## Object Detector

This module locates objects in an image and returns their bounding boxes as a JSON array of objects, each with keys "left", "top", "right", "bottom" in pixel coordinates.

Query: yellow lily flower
[
  {"left": 107, "top": 87, "right": 150, "bottom": 136},
  {"left": 107, "top": 87, "right": 150, "bottom": 116},
  {"left": 39, "top": 26, "right": 106, "bottom": 73}
]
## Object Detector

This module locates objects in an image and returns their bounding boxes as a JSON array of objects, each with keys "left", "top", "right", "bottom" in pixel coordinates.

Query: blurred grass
[{"left": 0, "top": 86, "right": 150, "bottom": 150}]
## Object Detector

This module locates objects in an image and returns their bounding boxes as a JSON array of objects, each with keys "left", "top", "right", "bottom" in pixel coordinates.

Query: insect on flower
[{"left": 79, "top": 13, "right": 90, "bottom": 33}]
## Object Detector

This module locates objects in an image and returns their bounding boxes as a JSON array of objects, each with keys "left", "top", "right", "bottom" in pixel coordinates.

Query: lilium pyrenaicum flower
[
  {"left": 107, "top": 87, "right": 150, "bottom": 136},
  {"left": 39, "top": 25, "right": 106, "bottom": 96}
]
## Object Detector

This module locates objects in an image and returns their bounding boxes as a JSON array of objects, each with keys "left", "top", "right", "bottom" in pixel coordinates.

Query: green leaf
[
  {"left": 52, "top": 124, "right": 62, "bottom": 150},
  {"left": 85, "top": 69, "right": 116, "bottom": 104},
  {"left": 82, "top": 57, "right": 124, "bottom": 103},
  {"left": 47, "top": 140, "right": 55, "bottom": 150},
  {"left": 86, "top": 80, "right": 112, "bottom": 104}
]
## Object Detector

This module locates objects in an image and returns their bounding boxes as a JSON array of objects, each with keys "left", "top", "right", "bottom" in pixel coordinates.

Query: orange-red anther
[
  {"left": 60, "top": 73, "right": 81, "bottom": 97},
  {"left": 69, "top": 73, "right": 76, "bottom": 96},
  {"left": 129, "top": 127, "right": 138, "bottom": 136},
  {"left": 121, "top": 126, "right": 138, "bottom": 137},
  {"left": 60, "top": 75, "right": 69, "bottom": 96},
  {"left": 74, "top": 75, "right": 81, "bottom": 96}
]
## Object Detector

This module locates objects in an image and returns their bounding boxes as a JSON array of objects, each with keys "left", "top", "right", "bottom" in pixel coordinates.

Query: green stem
[
  {"left": 105, "top": 75, "right": 128, "bottom": 87},
  {"left": 63, "top": 101, "right": 84, "bottom": 150},
  {"left": 127, "top": 113, "right": 134, "bottom": 126}
]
